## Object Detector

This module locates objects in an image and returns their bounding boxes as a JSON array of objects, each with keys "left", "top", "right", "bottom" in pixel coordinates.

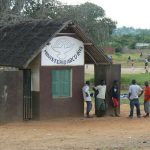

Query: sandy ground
[
  {"left": 0, "top": 104, "right": 150, "bottom": 150},
  {"left": 0, "top": 66, "right": 149, "bottom": 150}
]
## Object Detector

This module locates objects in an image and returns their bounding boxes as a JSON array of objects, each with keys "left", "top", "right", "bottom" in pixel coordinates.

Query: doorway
[{"left": 23, "top": 69, "right": 32, "bottom": 120}]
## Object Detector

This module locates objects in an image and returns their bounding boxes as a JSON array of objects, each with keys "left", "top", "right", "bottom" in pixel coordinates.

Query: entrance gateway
[{"left": 0, "top": 20, "right": 120, "bottom": 121}]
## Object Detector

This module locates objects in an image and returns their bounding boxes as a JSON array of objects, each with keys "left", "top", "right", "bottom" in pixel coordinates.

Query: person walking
[
  {"left": 111, "top": 80, "right": 120, "bottom": 117},
  {"left": 82, "top": 81, "right": 92, "bottom": 118},
  {"left": 143, "top": 81, "right": 150, "bottom": 117},
  {"left": 93, "top": 80, "right": 106, "bottom": 117},
  {"left": 144, "top": 58, "right": 148, "bottom": 73},
  {"left": 128, "top": 79, "right": 143, "bottom": 119}
]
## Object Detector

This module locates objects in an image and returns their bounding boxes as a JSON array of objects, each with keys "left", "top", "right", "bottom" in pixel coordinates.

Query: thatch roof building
[
  {"left": 0, "top": 20, "right": 120, "bottom": 121},
  {"left": 0, "top": 19, "right": 110, "bottom": 68}
]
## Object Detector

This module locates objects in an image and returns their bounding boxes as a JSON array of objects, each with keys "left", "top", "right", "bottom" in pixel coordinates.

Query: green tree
[
  {"left": 0, "top": 0, "right": 29, "bottom": 24},
  {"left": 24, "top": 0, "right": 63, "bottom": 19},
  {"left": 0, "top": 0, "right": 116, "bottom": 48},
  {"left": 24, "top": 1, "right": 116, "bottom": 47},
  {"left": 59, "top": 2, "right": 116, "bottom": 47}
]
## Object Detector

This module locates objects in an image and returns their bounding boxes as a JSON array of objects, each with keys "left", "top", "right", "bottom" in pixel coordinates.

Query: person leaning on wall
[
  {"left": 111, "top": 80, "right": 120, "bottom": 117},
  {"left": 82, "top": 81, "right": 92, "bottom": 118},
  {"left": 93, "top": 80, "right": 107, "bottom": 117}
]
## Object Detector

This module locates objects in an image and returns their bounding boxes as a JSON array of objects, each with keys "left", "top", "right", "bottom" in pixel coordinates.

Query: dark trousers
[{"left": 130, "top": 98, "right": 141, "bottom": 117}]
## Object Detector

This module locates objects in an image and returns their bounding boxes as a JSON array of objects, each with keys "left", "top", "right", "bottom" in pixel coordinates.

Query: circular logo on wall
[
  {"left": 51, "top": 38, "right": 75, "bottom": 59},
  {"left": 42, "top": 36, "right": 84, "bottom": 66}
]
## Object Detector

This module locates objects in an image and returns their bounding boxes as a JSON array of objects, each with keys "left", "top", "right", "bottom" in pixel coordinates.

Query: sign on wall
[{"left": 41, "top": 36, "right": 84, "bottom": 66}]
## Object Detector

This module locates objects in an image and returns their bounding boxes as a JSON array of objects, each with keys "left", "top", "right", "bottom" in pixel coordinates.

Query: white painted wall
[{"left": 28, "top": 55, "right": 40, "bottom": 92}]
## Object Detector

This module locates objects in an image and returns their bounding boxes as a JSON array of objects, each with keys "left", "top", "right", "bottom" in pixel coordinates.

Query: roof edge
[{"left": 23, "top": 20, "right": 72, "bottom": 68}]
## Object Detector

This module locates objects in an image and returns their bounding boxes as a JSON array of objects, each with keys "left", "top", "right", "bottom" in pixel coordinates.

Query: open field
[
  {"left": 0, "top": 104, "right": 150, "bottom": 150},
  {"left": 85, "top": 64, "right": 149, "bottom": 75}
]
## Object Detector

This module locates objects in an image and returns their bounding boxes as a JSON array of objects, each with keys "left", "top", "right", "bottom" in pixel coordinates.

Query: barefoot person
[
  {"left": 143, "top": 81, "right": 150, "bottom": 117},
  {"left": 82, "top": 81, "right": 92, "bottom": 118}
]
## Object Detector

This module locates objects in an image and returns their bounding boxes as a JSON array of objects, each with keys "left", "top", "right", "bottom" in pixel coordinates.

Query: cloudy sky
[{"left": 60, "top": 0, "right": 150, "bottom": 29}]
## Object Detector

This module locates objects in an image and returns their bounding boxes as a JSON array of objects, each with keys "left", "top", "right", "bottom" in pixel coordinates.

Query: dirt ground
[
  {"left": 0, "top": 104, "right": 150, "bottom": 150},
  {"left": 0, "top": 66, "right": 149, "bottom": 150}
]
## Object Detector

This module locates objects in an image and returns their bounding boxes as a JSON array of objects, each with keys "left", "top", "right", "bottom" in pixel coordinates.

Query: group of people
[
  {"left": 128, "top": 56, "right": 149, "bottom": 73},
  {"left": 82, "top": 79, "right": 150, "bottom": 119},
  {"left": 82, "top": 80, "right": 120, "bottom": 118},
  {"left": 128, "top": 79, "right": 150, "bottom": 119}
]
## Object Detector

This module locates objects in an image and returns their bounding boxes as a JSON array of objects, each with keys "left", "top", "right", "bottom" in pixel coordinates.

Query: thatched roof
[{"left": 0, "top": 19, "right": 110, "bottom": 68}]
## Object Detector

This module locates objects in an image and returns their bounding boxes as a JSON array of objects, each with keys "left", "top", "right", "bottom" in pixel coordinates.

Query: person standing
[
  {"left": 131, "top": 59, "right": 135, "bottom": 71},
  {"left": 93, "top": 80, "right": 106, "bottom": 117},
  {"left": 82, "top": 81, "right": 92, "bottom": 118},
  {"left": 128, "top": 79, "right": 143, "bottom": 119},
  {"left": 143, "top": 81, "right": 150, "bottom": 117},
  {"left": 127, "top": 56, "right": 131, "bottom": 63},
  {"left": 140, "top": 51, "right": 143, "bottom": 57},
  {"left": 111, "top": 80, "right": 120, "bottom": 117},
  {"left": 144, "top": 58, "right": 148, "bottom": 73}
]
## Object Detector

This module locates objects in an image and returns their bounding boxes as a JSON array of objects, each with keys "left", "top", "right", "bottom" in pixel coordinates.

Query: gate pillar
[{"left": 94, "top": 64, "right": 121, "bottom": 115}]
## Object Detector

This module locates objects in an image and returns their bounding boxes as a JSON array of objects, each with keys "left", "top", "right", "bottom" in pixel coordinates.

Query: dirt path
[
  {"left": 0, "top": 104, "right": 150, "bottom": 150},
  {"left": 85, "top": 64, "right": 148, "bottom": 74}
]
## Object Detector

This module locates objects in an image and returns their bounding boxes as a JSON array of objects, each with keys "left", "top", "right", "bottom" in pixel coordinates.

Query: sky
[{"left": 60, "top": 0, "right": 150, "bottom": 29}]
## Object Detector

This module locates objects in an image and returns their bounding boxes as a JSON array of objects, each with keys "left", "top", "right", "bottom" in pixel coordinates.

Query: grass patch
[
  {"left": 121, "top": 73, "right": 150, "bottom": 85},
  {"left": 85, "top": 72, "right": 150, "bottom": 86},
  {"left": 112, "top": 53, "right": 140, "bottom": 62},
  {"left": 111, "top": 53, "right": 146, "bottom": 67},
  {"left": 85, "top": 73, "right": 94, "bottom": 83}
]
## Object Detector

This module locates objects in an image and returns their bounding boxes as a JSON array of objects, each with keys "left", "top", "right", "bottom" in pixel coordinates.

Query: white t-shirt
[
  {"left": 82, "top": 84, "right": 91, "bottom": 101},
  {"left": 94, "top": 85, "right": 106, "bottom": 99},
  {"left": 128, "top": 84, "right": 143, "bottom": 100},
  {"left": 145, "top": 58, "right": 148, "bottom": 63}
]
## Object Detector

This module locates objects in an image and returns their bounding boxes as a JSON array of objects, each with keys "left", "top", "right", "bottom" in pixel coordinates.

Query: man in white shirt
[
  {"left": 82, "top": 81, "right": 92, "bottom": 118},
  {"left": 144, "top": 58, "right": 148, "bottom": 73},
  {"left": 94, "top": 80, "right": 106, "bottom": 117},
  {"left": 128, "top": 79, "right": 143, "bottom": 119}
]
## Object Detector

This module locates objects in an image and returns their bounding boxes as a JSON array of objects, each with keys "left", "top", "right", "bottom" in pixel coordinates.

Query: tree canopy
[
  {"left": 0, "top": 0, "right": 116, "bottom": 47},
  {"left": 111, "top": 27, "right": 150, "bottom": 52}
]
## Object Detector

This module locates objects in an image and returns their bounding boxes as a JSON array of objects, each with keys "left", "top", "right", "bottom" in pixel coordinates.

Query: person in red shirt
[{"left": 143, "top": 81, "right": 150, "bottom": 117}]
